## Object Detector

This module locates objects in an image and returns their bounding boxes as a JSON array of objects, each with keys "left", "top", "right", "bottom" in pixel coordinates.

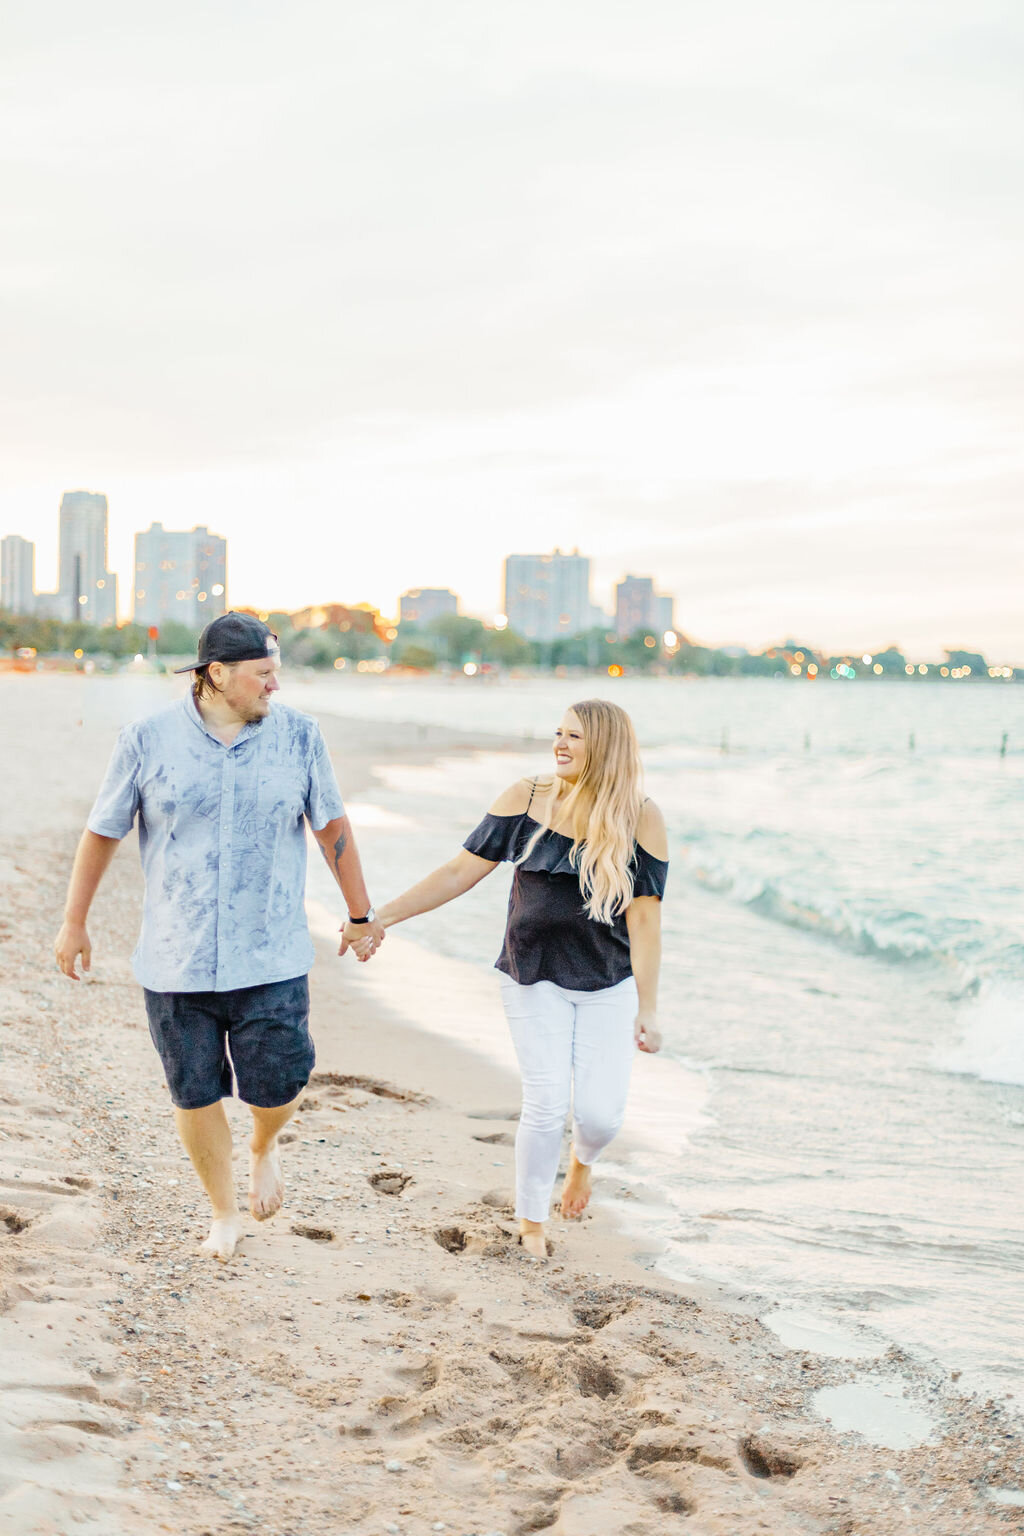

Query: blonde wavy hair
[{"left": 520, "top": 698, "right": 645, "bottom": 925}]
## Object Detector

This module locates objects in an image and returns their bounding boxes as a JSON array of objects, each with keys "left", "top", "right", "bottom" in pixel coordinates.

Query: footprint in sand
[
  {"left": 432, "top": 1217, "right": 553, "bottom": 1259},
  {"left": 368, "top": 1169, "right": 413, "bottom": 1196},
  {"left": 433, "top": 1223, "right": 509, "bottom": 1257},
  {"left": 309, "top": 1071, "right": 429, "bottom": 1105},
  {"left": 0, "top": 1206, "right": 33, "bottom": 1233},
  {"left": 290, "top": 1222, "right": 335, "bottom": 1242},
  {"left": 472, "top": 1131, "right": 515, "bottom": 1146}
]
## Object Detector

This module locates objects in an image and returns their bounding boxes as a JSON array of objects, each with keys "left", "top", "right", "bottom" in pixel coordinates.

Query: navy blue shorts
[{"left": 142, "top": 976, "right": 315, "bottom": 1111}]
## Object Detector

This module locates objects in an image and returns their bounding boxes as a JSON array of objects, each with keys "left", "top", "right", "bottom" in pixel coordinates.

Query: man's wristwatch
[{"left": 348, "top": 906, "right": 376, "bottom": 925}]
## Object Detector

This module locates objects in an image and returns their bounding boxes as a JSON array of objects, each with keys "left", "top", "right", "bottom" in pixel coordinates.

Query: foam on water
[{"left": 937, "top": 985, "right": 1024, "bottom": 1088}]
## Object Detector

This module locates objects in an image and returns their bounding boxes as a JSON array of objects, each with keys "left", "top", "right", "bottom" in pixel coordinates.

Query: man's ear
[{"left": 206, "top": 661, "right": 226, "bottom": 691}]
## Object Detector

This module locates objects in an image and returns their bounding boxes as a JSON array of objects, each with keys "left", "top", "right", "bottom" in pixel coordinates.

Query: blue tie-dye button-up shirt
[{"left": 87, "top": 693, "right": 345, "bottom": 993}]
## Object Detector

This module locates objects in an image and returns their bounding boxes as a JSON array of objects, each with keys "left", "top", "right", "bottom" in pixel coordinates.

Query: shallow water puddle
[
  {"left": 812, "top": 1379, "right": 935, "bottom": 1449},
  {"left": 763, "top": 1308, "right": 885, "bottom": 1361}
]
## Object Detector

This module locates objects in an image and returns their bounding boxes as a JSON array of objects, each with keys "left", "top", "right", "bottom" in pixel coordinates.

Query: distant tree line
[
  {"left": 0, "top": 610, "right": 200, "bottom": 658},
  {"left": 0, "top": 606, "right": 1012, "bottom": 681}
]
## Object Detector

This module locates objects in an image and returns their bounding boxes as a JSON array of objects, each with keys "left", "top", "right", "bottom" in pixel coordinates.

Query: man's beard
[{"left": 226, "top": 695, "right": 269, "bottom": 726}]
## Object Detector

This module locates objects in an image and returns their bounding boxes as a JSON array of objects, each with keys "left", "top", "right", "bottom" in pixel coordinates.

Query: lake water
[{"left": 297, "top": 672, "right": 1024, "bottom": 1411}]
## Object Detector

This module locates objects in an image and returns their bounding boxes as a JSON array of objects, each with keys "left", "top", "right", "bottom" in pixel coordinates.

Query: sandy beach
[{"left": 1, "top": 675, "right": 1022, "bottom": 1536}]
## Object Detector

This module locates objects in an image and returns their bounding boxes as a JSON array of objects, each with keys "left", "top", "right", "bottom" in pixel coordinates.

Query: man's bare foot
[
  {"left": 249, "top": 1142, "right": 284, "bottom": 1220},
  {"left": 201, "top": 1213, "right": 244, "bottom": 1261},
  {"left": 518, "top": 1219, "right": 548, "bottom": 1261},
  {"left": 560, "top": 1149, "right": 593, "bottom": 1219}
]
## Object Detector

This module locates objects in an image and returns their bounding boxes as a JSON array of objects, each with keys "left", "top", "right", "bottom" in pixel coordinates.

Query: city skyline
[
  {"left": 2, "top": 3, "right": 1022, "bottom": 662},
  {"left": 2, "top": 497, "right": 1021, "bottom": 664}
]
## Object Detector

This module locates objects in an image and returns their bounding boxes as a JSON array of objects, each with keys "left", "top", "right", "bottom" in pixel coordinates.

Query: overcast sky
[{"left": 1, "top": 0, "right": 1022, "bottom": 658}]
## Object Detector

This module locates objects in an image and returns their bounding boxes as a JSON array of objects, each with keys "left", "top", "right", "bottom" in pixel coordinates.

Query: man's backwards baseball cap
[{"left": 173, "top": 612, "right": 280, "bottom": 674}]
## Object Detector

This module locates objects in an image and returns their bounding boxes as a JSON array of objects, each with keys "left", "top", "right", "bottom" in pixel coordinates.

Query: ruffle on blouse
[{"left": 463, "top": 811, "right": 668, "bottom": 899}]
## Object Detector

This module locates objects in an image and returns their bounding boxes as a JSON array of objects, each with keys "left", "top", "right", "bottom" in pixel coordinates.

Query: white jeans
[{"left": 499, "top": 974, "right": 638, "bottom": 1223}]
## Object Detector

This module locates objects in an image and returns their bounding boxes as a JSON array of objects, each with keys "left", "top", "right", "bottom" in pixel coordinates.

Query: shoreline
[{"left": 1, "top": 675, "right": 1022, "bottom": 1534}]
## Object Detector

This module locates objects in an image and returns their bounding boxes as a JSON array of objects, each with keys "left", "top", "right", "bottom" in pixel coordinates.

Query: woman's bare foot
[
  {"left": 201, "top": 1212, "right": 244, "bottom": 1261},
  {"left": 518, "top": 1219, "right": 548, "bottom": 1261},
  {"left": 249, "top": 1142, "right": 284, "bottom": 1220},
  {"left": 560, "top": 1149, "right": 593, "bottom": 1219}
]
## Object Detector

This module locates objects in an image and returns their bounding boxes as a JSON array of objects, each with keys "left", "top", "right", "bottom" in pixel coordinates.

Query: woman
[{"left": 374, "top": 698, "right": 667, "bottom": 1260}]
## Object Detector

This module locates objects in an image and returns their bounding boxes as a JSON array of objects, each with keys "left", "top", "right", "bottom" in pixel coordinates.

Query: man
[{"left": 55, "top": 613, "right": 386, "bottom": 1261}]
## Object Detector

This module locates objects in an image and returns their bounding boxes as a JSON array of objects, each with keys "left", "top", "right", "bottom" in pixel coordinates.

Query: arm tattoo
[
  {"left": 318, "top": 826, "right": 349, "bottom": 885},
  {"left": 319, "top": 828, "right": 348, "bottom": 875}
]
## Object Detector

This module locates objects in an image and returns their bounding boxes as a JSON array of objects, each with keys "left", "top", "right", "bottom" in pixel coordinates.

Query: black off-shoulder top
[{"left": 463, "top": 805, "right": 668, "bottom": 991}]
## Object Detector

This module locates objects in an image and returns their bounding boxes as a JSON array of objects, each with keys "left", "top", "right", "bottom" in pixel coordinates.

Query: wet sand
[{"left": 0, "top": 674, "right": 1022, "bottom": 1535}]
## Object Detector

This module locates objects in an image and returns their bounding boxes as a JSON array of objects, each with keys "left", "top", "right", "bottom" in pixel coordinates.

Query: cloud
[{"left": 1, "top": 0, "right": 1022, "bottom": 658}]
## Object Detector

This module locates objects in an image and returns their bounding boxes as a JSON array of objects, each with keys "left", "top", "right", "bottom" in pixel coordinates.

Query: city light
[
  {"left": 493, "top": 614, "right": 508, "bottom": 630},
  {"left": 607, "top": 664, "right": 624, "bottom": 677},
  {"left": 862, "top": 653, "right": 872, "bottom": 665},
  {"left": 873, "top": 663, "right": 883, "bottom": 674},
  {"left": 463, "top": 662, "right": 478, "bottom": 676},
  {"left": 333, "top": 657, "right": 346, "bottom": 670},
  {"left": 663, "top": 630, "right": 678, "bottom": 648}
]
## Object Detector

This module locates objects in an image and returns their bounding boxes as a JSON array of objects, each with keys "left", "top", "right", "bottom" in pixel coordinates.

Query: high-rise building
[
  {"left": 399, "top": 588, "right": 459, "bottom": 626},
  {"left": 133, "top": 523, "right": 227, "bottom": 630},
  {"left": 615, "top": 574, "right": 676, "bottom": 638},
  {"left": 503, "top": 548, "right": 592, "bottom": 641},
  {"left": 58, "top": 490, "right": 118, "bottom": 625},
  {"left": 1, "top": 535, "right": 35, "bottom": 615},
  {"left": 615, "top": 575, "right": 655, "bottom": 638}
]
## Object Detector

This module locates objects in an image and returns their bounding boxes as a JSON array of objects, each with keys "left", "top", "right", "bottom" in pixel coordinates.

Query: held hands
[
  {"left": 634, "top": 1010, "right": 661, "bottom": 1054},
  {"left": 55, "top": 921, "right": 91, "bottom": 980},
  {"left": 338, "top": 915, "right": 387, "bottom": 963}
]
